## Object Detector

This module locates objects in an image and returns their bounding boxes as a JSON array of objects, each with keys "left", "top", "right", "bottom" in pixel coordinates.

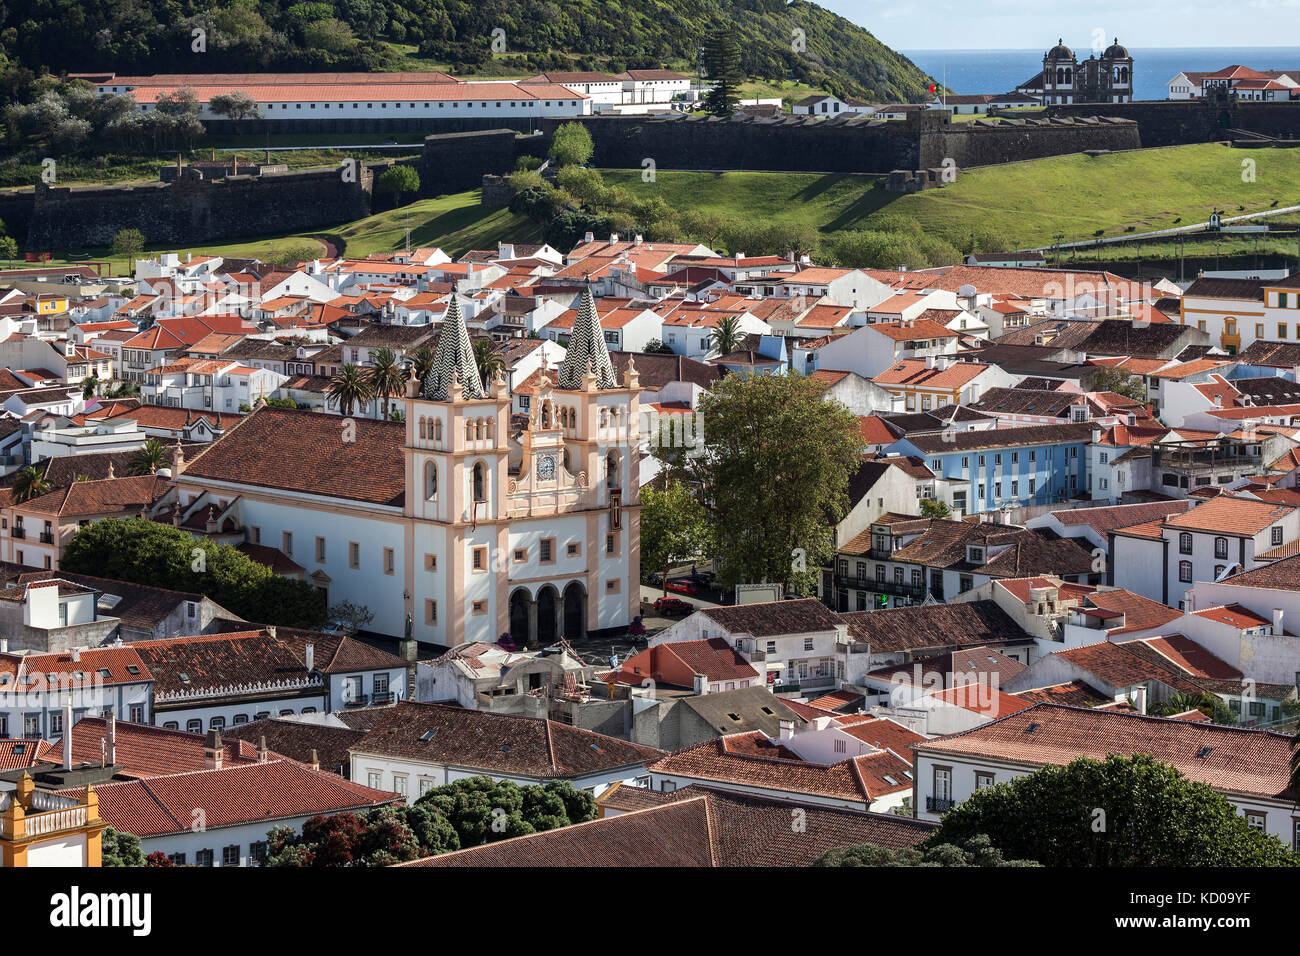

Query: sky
[{"left": 824, "top": 0, "right": 1300, "bottom": 50}]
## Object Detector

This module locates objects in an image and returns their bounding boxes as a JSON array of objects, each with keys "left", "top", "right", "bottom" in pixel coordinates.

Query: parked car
[
  {"left": 665, "top": 578, "right": 700, "bottom": 596},
  {"left": 654, "top": 596, "right": 693, "bottom": 616},
  {"left": 645, "top": 571, "right": 664, "bottom": 586}
]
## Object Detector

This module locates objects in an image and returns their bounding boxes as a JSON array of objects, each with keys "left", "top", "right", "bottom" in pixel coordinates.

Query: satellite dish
[{"left": 958, "top": 284, "right": 977, "bottom": 297}]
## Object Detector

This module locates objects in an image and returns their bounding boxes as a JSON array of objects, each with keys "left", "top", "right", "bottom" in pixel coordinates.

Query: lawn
[
  {"left": 886, "top": 143, "right": 1300, "bottom": 247},
  {"left": 333, "top": 189, "right": 540, "bottom": 258},
  {"left": 601, "top": 169, "right": 891, "bottom": 233},
  {"left": 5, "top": 234, "right": 333, "bottom": 278}
]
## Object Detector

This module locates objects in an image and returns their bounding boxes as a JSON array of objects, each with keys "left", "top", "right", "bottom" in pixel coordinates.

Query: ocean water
[{"left": 900, "top": 47, "right": 1300, "bottom": 102}]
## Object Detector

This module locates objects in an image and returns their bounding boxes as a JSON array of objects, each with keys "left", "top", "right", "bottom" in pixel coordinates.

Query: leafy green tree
[
  {"left": 642, "top": 339, "right": 673, "bottom": 354},
  {"left": 548, "top": 120, "right": 594, "bottom": 168},
  {"left": 0, "top": 236, "right": 17, "bottom": 260},
  {"left": 127, "top": 438, "right": 167, "bottom": 475},
  {"left": 1090, "top": 366, "right": 1148, "bottom": 402},
  {"left": 641, "top": 482, "right": 713, "bottom": 596},
  {"left": 208, "top": 90, "right": 262, "bottom": 133},
  {"left": 701, "top": 28, "right": 743, "bottom": 117},
  {"left": 697, "top": 374, "right": 862, "bottom": 595},
  {"left": 101, "top": 827, "right": 146, "bottom": 866},
  {"left": 815, "top": 833, "right": 1039, "bottom": 867},
  {"left": 364, "top": 347, "right": 405, "bottom": 419},
  {"left": 109, "top": 228, "right": 145, "bottom": 263},
  {"left": 61, "top": 517, "right": 326, "bottom": 628},
  {"left": 415, "top": 776, "right": 596, "bottom": 848},
  {"left": 919, "top": 498, "right": 951, "bottom": 518},
  {"left": 707, "top": 314, "right": 745, "bottom": 357},
  {"left": 472, "top": 338, "right": 505, "bottom": 386},
  {"left": 327, "top": 364, "right": 375, "bottom": 416},
  {"left": 930, "top": 753, "right": 1298, "bottom": 867},
  {"left": 11, "top": 465, "right": 51, "bottom": 503},
  {"left": 375, "top": 165, "right": 420, "bottom": 207},
  {"left": 81, "top": 375, "right": 99, "bottom": 400}
]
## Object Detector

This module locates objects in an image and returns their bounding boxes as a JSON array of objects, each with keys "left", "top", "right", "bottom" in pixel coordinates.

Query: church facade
[
  {"left": 165, "top": 287, "right": 642, "bottom": 646},
  {"left": 1018, "top": 39, "right": 1134, "bottom": 105}
]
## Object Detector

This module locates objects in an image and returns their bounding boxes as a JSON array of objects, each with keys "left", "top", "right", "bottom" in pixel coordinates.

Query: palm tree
[
  {"left": 11, "top": 466, "right": 51, "bottom": 503},
  {"left": 328, "top": 364, "right": 375, "bottom": 417},
  {"left": 473, "top": 338, "right": 505, "bottom": 386},
  {"left": 365, "top": 347, "right": 405, "bottom": 419},
  {"left": 406, "top": 345, "right": 435, "bottom": 390},
  {"left": 128, "top": 438, "right": 168, "bottom": 475},
  {"left": 708, "top": 314, "right": 745, "bottom": 357}
]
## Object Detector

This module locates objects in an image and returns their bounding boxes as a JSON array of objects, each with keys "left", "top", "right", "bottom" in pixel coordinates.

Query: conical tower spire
[
  {"left": 557, "top": 282, "right": 618, "bottom": 390},
  {"left": 422, "top": 296, "right": 484, "bottom": 400}
]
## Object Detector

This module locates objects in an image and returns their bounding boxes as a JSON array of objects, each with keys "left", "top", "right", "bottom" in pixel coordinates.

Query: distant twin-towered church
[{"left": 167, "top": 285, "right": 641, "bottom": 646}]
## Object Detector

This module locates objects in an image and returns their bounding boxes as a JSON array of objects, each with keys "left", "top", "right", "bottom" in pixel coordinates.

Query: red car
[
  {"left": 664, "top": 578, "right": 700, "bottom": 596},
  {"left": 654, "top": 596, "right": 693, "bottom": 616}
]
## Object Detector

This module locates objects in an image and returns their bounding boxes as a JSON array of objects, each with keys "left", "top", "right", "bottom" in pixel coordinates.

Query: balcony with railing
[
  {"left": 927, "top": 796, "right": 956, "bottom": 813},
  {"left": 39, "top": 532, "right": 54, "bottom": 544},
  {"left": 834, "top": 574, "right": 925, "bottom": 600},
  {"left": 10, "top": 527, "right": 23, "bottom": 539}
]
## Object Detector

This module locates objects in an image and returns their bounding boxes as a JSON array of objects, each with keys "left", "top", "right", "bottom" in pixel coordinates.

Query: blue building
[{"left": 883, "top": 421, "right": 1094, "bottom": 516}]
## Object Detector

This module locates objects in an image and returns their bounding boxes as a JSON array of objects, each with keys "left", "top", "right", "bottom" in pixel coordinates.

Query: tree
[
  {"left": 11, "top": 465, "right": 51, "bottom": 503},
  {"left": 919, "top": 498, "right": 951, "bottom": 519},
  {"left": 61, "top": 517, "right": 326, "bottom": 628},
  {"left": 697, "top": 374, "right": 862, "bottom": 595},
  {"left": 548, "top": 120, "right": 594, "bottom": 168},
  {"left": 472, "top": 338, "right": 505, "bottom": 386},
  {"left": 930, "top": 753, "right": 1298, "bottom": 867},
  {"left": 1090, "top": 366, "right": 1148, "bottom": 402},
  {"left": 127, "top": 438, "right": 167, "bottom": 475},
  {"left": 815, "top": 833, "right": 1038, "bottom": 867},
  {"left": 406, "top": 345, "right": 435, "bottom": 388},
  {"left": 109, "top": 228, "right": 145, "bottom": 263},
  {"left": 101, "top": 827, "right": 146, "bottom": 866},
  {"left": 701, "top": 28, "right": 743, "bottom": 117},
  {"left": 208, "top": 90, "right": 262, "bottom": 133},
  {"left": 81, "top": 376, "right": 99, "bottom": 400},
  {"left": 375, "top": 165, "right": 420, "bottom": 207},
  {"left": 327, "top": 364, "right": 375, "bottom": 416},
  {"left": 414, "top": 776, "right": 596, "bottom": 848},
  {"left": 641, "top": 482, "right": 713, "bottom": 596},
  {"left": 707, "top": 314, "right": 745, "bottom": 357},
  {"left": 327, "top": 600, "right": 374, "bottom": 635},
  {"left": 364, "top": 347, "right": 404, "bottom": 419},
  {"left": 642, "top": 339, "right": 674, "bottom": 354}
]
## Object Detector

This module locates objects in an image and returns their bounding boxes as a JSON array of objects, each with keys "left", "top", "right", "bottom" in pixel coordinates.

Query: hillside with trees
[{"left": 0, "top": 0, "right": 934, "bottom": 105}]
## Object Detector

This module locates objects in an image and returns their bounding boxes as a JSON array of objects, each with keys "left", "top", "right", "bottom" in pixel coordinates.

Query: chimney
[
  {"left": 0, "top": 638, "right": 7, "bottom": 652},
  {"left": 304, "top": 642, "right": 315, "bottom": 672},
  {"left": 1133, "top": 684, "right": 1147, "bottom": 715},
  {"left": 925, "top": 355, "right": 935, "bottom": 369},
  {"left": 266, "top": 625, "right": 277, "bottom": 640},
  {"left": 692, "top": 673, "right": 707, "bottom": 695},
  {"left": 62, "top": 701, "right": 74, "bottom": 770},
  {"left": 310, "top": 749, "right": 320, "bottom": 772},
  {"left": 71, "top": 647, "right": 80, "bottom": 662},
  {"left": 1091, "top": 426, "right": 1102, "bottom": 445},
  {"left": 633, "top": 234, "right": 643, "bottom": 246},
  {"left": 1184, "top": 589, "right": 1194, "bottom": 612},
  {"left": 106, "top": 712, "right": 117, "bottom": 766},
  {"left": 1273, "top": 608, "right": 1284, "bottom": 635},
  {"left": 610, "top": 232, "right": 620, "bottom": 244},
  {"left": 583, "top": 231, "right": 594, "bottom": 244},
  {"left": 257, "top": 735, "right": 269, "bottom": 763},
  {"left": 778, "top": 719, "right": 795, "bottom": 741},
  {"left": 204, "top": 730, "right": 223, "bottom": 770}
]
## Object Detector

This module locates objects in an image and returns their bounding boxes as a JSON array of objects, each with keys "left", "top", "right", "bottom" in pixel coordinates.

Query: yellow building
[{"left": 0, "top": 773, "right": 106, "bottom": 867}]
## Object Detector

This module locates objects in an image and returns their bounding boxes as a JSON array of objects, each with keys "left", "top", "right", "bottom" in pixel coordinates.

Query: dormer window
[{"left": 967, "top": 546, "right": 985, "bottom": 564}]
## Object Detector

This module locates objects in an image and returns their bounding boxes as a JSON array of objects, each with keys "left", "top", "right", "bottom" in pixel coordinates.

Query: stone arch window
[
  {"left": 562, "top": 448, "right": 571, "bottom": 472},
  {"left": 434, "top": 419, "right": 443, "bottom": 443},
  {"left": 466, "top": 420, "right": 474, "bottom": 443},
  {"left": 1056, "top": 67, "right": 1065, "bottom": 85},
  {"left": 606, "top": 449, "right": 621, "bottom": 490},
  {"left": 424, "top": 461, "right": 438, "bottom": 500},
  {"left": 418, "top": 416, "right": 427, "bottom": 440},
  {"left": 541, "top": 402, "right": 552, "bottom": 429},
  {"left": 485, "top": 417, "right": 495, "bottom": 442},
  {"left": 599, "top": 408, "right": 608, "bottom": 429},
  {"left": 475, "top": 418, "right": 484, "bottom": 441},
  {"left": 1065, "top": 68, "right": 1073, "bottom": 85},
  {"left": 473, "top": 461, "right": 486, "bottom": 502}
]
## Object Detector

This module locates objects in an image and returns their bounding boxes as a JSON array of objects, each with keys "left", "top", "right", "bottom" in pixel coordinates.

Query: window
[
  {"left": 472, "top": 600, "right": 487, "bottom": 614},
  {"left": 1273, "top": 526, "right": 1284, "bottom": 546},
  {"left": 349, "top": 542, "right": 360, "bottom": 569},
  {"left": 316, "top": 536, "right": 326, "bottom": 562},
  {"left": 1179, "top": 560, "right": 1193, "bottom": 583},
  {"left": 383, "top": 547, "right": 395, "bottom": 575},
  {"left": 222, "top": 845, "right": 240, "bottom": 866},
  {"left": 472, "top": 546, "right": 487, "bottom": 571},
  {"left": 282, "top": 531, "right": 293, "bottom": 556},
  {"left": 425, "top": 554, "right": 437, "bottom": 571},
  {"left": 169, "top": 853, "right": 187, "bottom": 865},
  {"left": 426, "top": 599, "right": 438, "bottom": 624},
  {"left": 1214, "top": 536, "right": 1228, "bottom": 559},
  {"left": 975, "top": 772, "right": 995, "bottom": 790},
  {"left": 606, "top": 533, "right": 618, "bottom": 555},
  {"left": 209, "top": 716, "right": 225, "bottom": 731},
  {"left": 424, "top": 461, "right": 438, "bottom": 500},
  {"left": 187, "top": 719, "right": 202, "bottom": 733},
  {"left": 1179, "top": 532, "right": 1193, "bottom": 555},
  {"left": 803, "top": 637, "right": 814, "bottom": 651},
  {"left": 472, "top": 462, "right": 486, "bottom": 502},
  {"left": 540, "top": 538, "right": 555, "bottom": 563},
  {"left": 195, "top": 849, "right": 214, "bottom": 867},
  {"left": 130, "top": 705, "right": 144, "bottom": 722},
  {"left": 1245, "top": 811, "right": 1266, "bottom": 831},
  {"left": 766, "top": 641, "right": 776, "bottom": 653},
  {"left": 567, "top": 541, "right": 581, "bottom": 557},
  {"left": 368, "top": 771, "right": 382, "bottom": 789},
  {"left": 50, "top": 712, "right": 63, "bottom": 735},
  {"left": 933, "top": 766, "right": 952, "bottom": 800},
  {"left": 606, "top": 579, "right": 620, "bottom": 593},
  {"left": 393, "top": 774, "right": 408, "bottom": 797}
]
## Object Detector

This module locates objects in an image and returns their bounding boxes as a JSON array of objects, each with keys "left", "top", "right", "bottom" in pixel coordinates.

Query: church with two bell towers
[
  {"left": 399, "top": 284, "right": 642, "bottom": 647},
  {"left": 168, "top": 284, "right": 641, "bottom": 648}
]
